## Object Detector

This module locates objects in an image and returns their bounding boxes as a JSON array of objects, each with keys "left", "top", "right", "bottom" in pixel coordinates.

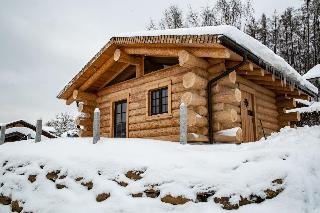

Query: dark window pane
[{"left": 122, "top": 103, "right": 127, "bottom": 112}]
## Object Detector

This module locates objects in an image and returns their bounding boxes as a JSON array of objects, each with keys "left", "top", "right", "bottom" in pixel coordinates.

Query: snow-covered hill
[{"left": 1, "top": 126, "right": 320, "bottom": 213}]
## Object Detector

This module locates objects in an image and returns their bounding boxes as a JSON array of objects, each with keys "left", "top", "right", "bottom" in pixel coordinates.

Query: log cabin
[{"left": 57, "top": 26, "right": 318, "bottom": 143}]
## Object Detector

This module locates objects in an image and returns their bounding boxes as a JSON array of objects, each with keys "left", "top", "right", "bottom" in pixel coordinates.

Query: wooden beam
[
  {"left": 236, "top": 75, "right": 275, "bottom": 97},
  {"left": 79, "top": 57, "right": 115, "bottom": 91},
  {"left": 114, "top": 49, "right": 141, "bottom": 65},
  {"left": 178, "top": 50, "right": 209, "bottom": 69},
  {"left": 99, "top": 63, "right": 130, "bottom": 89},
  {"left": 245, "top": 74, "right": 275, "bottom": 82},
  {"left": 237, "top": 68, "right": 265, "bottom": 76},
  {"left": 276, "top": 98, "right": 296, "bottom": 109},
  {"left": 208, "top": 63, "right": 225, "bottom": 75},
  {"left": 123, "top": 47, "right": 231, "bottom": 59},
  {"left": 279, "top": 112, "right": 300, "bottom": 122},
  {"left": 252, "top": 79, "right": 283, "bottom": 87},
  {"left": 73, "top": 90, "right": 98, "bottom": 102},
  {"left": 66, "top": 95, "right": 75, "bottom": 105},
  {"left": 136, "top": 56, "right": 144, "bottom": 78},
  {"left": 226, "top": 61, "right": 253, "bottom": 71}
]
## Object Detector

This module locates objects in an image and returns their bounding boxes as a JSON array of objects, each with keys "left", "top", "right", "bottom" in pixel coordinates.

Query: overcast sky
[{"left": 0, "top": 0, "right": 302, "bottom": 124}]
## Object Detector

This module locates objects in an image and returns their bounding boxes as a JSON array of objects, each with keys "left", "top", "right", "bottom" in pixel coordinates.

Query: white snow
[
  {"left": 295, "top": 99, "right": 311, "bottom": 106},
  {"left": 1, "top": 126, "right": 320, "bottom": 213},
  {"left": 116, "top": 25, "right": 318, "bottom": 94},
  {"left": 287, "top": 102, "right": 320, "bottom": 113},
  {"left": 303, "top": 64, "right": 320, "bottom": 80},
  {"left": 5, "top": 127, "right": 48, "bottom": 140},
  {"left": 216, "top": 127, "right": 240, "bottom": 136}
]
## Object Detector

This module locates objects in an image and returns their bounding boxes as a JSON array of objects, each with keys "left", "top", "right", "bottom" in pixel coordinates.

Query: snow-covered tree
[
  {"left": 186, "top": 6, "right": 200, "bottom": 27},
  {"left": 159, "top": 5, "right": 184, "bottom": 29},
  {"left": 46, "top": 113, "right": 78, "bottom": 137}
]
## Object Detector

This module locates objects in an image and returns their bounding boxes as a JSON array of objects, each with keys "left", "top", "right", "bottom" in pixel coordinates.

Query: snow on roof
[
  {"left": 0, "top": 126, "right": 320, "bottom": 212},
  {"left": 116, "top": 25, "right": 318, "bottom": 94},
  {"left": 303, "top": 64, "right": 320, "bottom": 80},
  {"left": 287, "top": 101, "right": 320, "bottom": 113},
  {"left": 295, "top": 99, "right": 311, "bottom": 106},
  {"left": 5, "top": 127, "right": 49, "bottom": 140}
]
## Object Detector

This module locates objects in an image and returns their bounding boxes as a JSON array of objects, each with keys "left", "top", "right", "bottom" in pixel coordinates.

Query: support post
[
  {"left": 0, "top": 125, "right": 6, "bottom": 145},
  {"left": 35, "top": 119, "right": 42, "bottom": 143},
  {"left": 93, "top": 108, "right": 100, "bottom": 144},
  {"left": 179, "top": 103, "right": 187, "bottom": 145}
]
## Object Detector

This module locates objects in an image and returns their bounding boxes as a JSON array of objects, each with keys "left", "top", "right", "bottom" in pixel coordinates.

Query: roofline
[
  {"left": 218, "top": 35, "right": 318, "bottom": 98},
  {"left": 6, "top": 120, "right": 57, "bottom": 138},
  {"left": 57, "top": 33, "right": 317, "bottom": 99}
]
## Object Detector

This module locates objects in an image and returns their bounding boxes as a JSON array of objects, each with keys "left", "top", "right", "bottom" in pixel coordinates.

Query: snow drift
[{"left": 0, "top": 126, "right": 320, "bottom": 213}]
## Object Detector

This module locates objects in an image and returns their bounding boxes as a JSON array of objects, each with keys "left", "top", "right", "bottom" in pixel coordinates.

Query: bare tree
[
  {"left": 159, "top": 5, "right": 184, "bottom": 29},
  {"left": 186, "top": 6, "right": 200, "bottom": 27},
  {"left": 200, "top": 5, "right": 216, "bottom": 26}
]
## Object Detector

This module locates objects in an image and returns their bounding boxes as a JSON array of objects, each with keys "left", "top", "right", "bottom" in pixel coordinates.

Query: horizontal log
[
  {"left": 213, "top": 109, "right": 237, "bottom": 123},
  {"left": 190, "top": 67, "right": 209, "bottom": 79},
  {"left": 195, "top": 105, "right": 208, "bottom": 117},
  {"left": 183, "top": 72, "right": 208, "bottom": 90},
  {"left": 259, "top": 120, "right": 279, "bottom": 131},
  {"left": 226, "top": 61, "right": 253, "bottom": 71},
  {"left": 73, "top": 90, "right": 98, "bottom": 102},
  {"left": 178, "top": 50, "right": 209, "bottom": 69},
  {"left": 129, "top": 108, "right": 146, "bottom": 116},
  {"left": 181, "top": 91, "right": 207, "bottom": 106},
  {"left": 213, "top": 103, "right": 240, "bottom": 113},
  {"left": 172, "top": 83, "right": 186, "bottom": 93},
  {"left": 213, "top": 128, "right": 242, "bottom": 143},
  {"left": 213, "top": 88, "right": 241, "bottom": 104},
  {"left": 100, "top": 127, "right": 110, "bottom": 134},
  {"left": 256, "top": 98, "right": 277, "bottom": 110},
  {"left": 278, "top": 112, "right": 300, "bottom": 122},
  {"left": 76, "top": 117, "right": 92, "bottom": 126},
  {"left": 78, "top": 103, "right": 96, "bottom": 114},
  {"left": 208, "top": 63, "right": 225, "bottom": 75},
  {"left": 146, "top": 133, "right": 209, "bottom": 142},
  {"left": 257, "top": 106, "right": 279, "bottom": 117},
  {"left": 221, "top": 122, "right": 241, "bottom": 130},
  {"left": 236, "top": 75, "right": 275, "bottom": 97},
  {"left": 188, "top": 110, "right": 208, "bottom": 127},
  {"left": 276, "top": 98, "right": 296, "bottom": 109},
  {"left": 79, "top": 129, "right": 92, "bottom": 137},
  {"left": 257, "top": 113, "right": 278, "bottom": 124},
  {"left": 212, "top": 71, "right": 237, "bottom": 87},
  {"left": 114, "top": 49, "right": 141, "bottom": 65},
  {"left": 129, "top": 126, "right": 206, "bottom": 138}
]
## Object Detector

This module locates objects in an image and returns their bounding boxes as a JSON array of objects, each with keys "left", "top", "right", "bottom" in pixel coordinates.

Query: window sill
[{"left": 146, "top": 113, "right": 172, "bottom": 121}]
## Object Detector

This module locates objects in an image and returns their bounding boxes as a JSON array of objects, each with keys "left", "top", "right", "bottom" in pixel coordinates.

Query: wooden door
[
  {"left": 114, "top": 100, "right": 127, "bottom": 138},
  {"left": 240, "top": 85, "right": 257, "bottom": 142}
]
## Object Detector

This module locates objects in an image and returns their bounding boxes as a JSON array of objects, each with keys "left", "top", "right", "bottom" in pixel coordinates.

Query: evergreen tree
[
  {"left": 186, "top": 6, "right": 200, "bottom": 27},
  {"left": 200, "top": 5, "right": 216, "bottom": 26}
]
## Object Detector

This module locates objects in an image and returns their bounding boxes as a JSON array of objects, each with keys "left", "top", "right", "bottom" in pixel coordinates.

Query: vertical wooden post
[
  {"left": 93, "top": 108, "right": 100, "bottom": 144},
  {"left": 0, "top": 125, "right": 6, "bottom": 145},
  {"left": 180, "top": 103, "right": 187, "bottom": 145},
  {"left": 35, "top": 119, "right": 42, "bottom": 143}
]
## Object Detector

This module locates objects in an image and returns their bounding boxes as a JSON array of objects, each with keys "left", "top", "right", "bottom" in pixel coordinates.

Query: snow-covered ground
[{"left": 1, "top": 126, "right": 320, "bottom": 213}]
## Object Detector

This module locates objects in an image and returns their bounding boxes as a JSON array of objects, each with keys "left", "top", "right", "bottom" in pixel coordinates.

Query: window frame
[
  {"left": 110, "top": 93, "right": 130, "bottom": 138},
  {"left": 150, "top": 87, "right": 168, "bottom": 115},
  {"left": 146, "top": 80, "right": 172, "bottom": 120}
]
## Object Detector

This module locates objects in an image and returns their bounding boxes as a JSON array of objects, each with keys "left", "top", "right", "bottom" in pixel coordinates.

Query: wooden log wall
[
  {"left": 96, "top": 65, "right": 195, "bottom": 141},
  {"left": 179, "top": 51, "right": 210, "bottom": 142}
]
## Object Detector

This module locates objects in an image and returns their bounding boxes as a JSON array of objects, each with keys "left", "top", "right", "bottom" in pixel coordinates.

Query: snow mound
[{"left": 1, "top": 126, "right": 320, "bottom": 213}]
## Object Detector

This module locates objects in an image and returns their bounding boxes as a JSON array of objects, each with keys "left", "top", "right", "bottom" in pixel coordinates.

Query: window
[
  {"left": 150, "top": 87, "right": 168, "bottom": 115},
  {"left": 144, "top": 56, "right": 179, "bottom": 74}
]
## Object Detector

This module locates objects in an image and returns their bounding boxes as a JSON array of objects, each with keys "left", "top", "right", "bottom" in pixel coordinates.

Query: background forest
[{"left": 147, "top": 0, "right": 320, "bottom": 75}]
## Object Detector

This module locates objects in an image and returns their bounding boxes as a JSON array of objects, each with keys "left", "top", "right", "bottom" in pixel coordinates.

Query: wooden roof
[
  {"left": 57, "top": 34, "right": 317, "bottom": 100},
  {"left": 6, "top": 120, "right": 57, "bottom": 138}
]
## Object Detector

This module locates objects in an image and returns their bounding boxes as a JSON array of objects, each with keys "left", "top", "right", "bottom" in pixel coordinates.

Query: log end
[
  {"left": 72, "top": 90, "right": 79, "bottom": 99},
  {"left": 114, "top": 49, "right": 121, "bottom": 61}
]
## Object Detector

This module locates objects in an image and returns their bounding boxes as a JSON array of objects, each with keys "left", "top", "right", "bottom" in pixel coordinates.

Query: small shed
[
  {"left": 57, "top": 26, "right": 318, "bottom": 143},
  {"left": 3, "top": 120, "right": 57, "bottom": 142}
]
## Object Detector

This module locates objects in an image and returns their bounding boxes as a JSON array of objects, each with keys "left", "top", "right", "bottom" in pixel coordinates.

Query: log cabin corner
[{"left": 57, "top": 26, "right": 318, "bottom": 144}]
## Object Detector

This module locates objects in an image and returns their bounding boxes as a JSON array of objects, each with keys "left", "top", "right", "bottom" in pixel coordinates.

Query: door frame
[
  {"left": 110, "top": 93, "right": 130, "bottom": 138},
  {"left": 239, "top": 84, "right": 258, "bottom": 141}
]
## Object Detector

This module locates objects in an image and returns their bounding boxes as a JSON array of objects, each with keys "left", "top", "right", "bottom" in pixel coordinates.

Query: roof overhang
[{"left": 58, "top": 32, "right": 318, "bottom": 100}]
